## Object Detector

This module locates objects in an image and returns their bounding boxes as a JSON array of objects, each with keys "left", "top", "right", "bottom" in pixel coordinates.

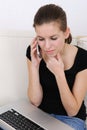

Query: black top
[{"left": 26, "top": 45, "right": 87, "bottom": 121}]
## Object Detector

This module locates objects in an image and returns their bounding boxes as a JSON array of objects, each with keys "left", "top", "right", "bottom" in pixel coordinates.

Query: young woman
[{"left": 26, "top": 4, "right": 87, "bottom": 130}]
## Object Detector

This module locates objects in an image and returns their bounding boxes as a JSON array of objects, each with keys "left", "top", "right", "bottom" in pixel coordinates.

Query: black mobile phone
[{"left": 36, "top": 44, "right": 42, "bottom": 58}]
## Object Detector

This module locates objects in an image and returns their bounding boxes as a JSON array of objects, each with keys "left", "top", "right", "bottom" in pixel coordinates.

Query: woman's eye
[
  {"left": 51, "top": 37, "right": 57, "bottom": 40},
  {"left": 38, "top": 38, "right": 44, "bottom": 41}
]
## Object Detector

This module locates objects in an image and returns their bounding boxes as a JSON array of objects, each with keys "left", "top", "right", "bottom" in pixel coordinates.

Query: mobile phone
[{"left": 36, "top": 44, "right": 42, "bottom": 58}]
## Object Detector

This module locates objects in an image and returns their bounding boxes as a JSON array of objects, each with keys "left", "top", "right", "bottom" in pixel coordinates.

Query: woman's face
[{"left": 35, "top": 22, "right": 69, "bottom": 57}]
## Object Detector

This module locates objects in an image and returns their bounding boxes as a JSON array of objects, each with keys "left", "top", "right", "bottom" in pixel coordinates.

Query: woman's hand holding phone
[
  {"left": 30, "top": 37, "right": 42, "bottom": 68},
  {"left": 36, "top": 44, "right": 42, "bottom": 58}
]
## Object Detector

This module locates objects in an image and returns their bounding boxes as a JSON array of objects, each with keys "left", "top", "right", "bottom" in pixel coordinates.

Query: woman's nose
[{"left": 45, "top": 41, "right": 51, "bottom": 49}]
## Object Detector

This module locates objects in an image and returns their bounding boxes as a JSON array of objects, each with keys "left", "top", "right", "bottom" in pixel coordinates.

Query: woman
[{"left": 26, "top": 4, "right": 87, "bottom": 130}]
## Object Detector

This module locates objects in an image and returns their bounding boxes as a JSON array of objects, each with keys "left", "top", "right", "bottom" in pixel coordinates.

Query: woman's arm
[
  {"left": 27, "top": 38, "right": 43, "bottom": 107},
  {"left": 27, "top": 59, "right": 43, "bottom": 107},
  {"left": 55, "top": 69, "right": 87, "bottom": 116},
  {"left": 46, "top": 54, "right": 87, "bottom": 116}
]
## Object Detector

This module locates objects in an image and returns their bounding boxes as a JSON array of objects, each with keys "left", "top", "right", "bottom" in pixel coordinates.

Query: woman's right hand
[{"left": 30, "top": 37, "right": 42, "bottom": 68}]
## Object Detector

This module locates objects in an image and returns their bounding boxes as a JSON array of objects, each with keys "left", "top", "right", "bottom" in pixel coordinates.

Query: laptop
[{"left": 0, "top": 99, "right": 74, "bottom": 130}]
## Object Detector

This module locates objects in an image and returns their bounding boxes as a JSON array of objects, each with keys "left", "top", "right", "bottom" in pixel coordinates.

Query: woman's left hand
[{"left": 45, "top": 53, "right": 64, "bottom": 75}]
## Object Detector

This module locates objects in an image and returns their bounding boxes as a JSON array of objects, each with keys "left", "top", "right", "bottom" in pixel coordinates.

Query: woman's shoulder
[
  {"left": 75, "top": 46, "right": 87, "bottom": 70},
  {"left": 67, "top": 44, "right": 87, "bottom": 71},
  {"left": 76, "top": 46, "right": 87, "bottom": 58}
]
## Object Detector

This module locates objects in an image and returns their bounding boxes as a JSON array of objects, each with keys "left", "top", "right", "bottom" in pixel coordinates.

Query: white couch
[{"left": 0, "top": 30, "right": 35, "bottom": 106}]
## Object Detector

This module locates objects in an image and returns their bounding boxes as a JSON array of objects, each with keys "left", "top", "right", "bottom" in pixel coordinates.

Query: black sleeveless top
[{"left": 26, "top": 45, "right": 87, "bottom": 121}]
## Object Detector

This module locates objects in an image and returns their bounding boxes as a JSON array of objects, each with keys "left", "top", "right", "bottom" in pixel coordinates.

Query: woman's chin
[{"left": 47, "top": 53, "right": 56, "bottom": 57}]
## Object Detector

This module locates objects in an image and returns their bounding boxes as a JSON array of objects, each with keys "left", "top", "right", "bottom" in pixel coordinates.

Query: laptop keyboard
[{"left": 0, "top": 109, "right": 46, "bottom": 130}]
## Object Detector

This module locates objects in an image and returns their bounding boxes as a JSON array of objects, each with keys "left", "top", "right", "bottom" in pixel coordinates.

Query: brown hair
[{"left": 33, "top": 4, "right": 72, "bottom": 44}]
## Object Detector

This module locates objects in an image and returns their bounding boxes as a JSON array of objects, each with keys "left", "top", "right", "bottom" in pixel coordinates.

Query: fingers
[
  {"left": 30, "top": 37, "right": 37, "bottom": 54},
  {"left": 56, "top": 53, "right": 64, "bottom": 69},
  {"left": 31, "top": 37, "right": 37, "bottom": 49},
  {"left": 56, "top": 53, "right": 62, "bottom": 61},
  {"left": 30, "top": 37, "right": 42, "bottom": 61}
]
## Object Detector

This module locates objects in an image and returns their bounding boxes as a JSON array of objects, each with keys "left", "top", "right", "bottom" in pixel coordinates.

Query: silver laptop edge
[{"left": 0, "top": 99, "right": 74, "bottom": 130}]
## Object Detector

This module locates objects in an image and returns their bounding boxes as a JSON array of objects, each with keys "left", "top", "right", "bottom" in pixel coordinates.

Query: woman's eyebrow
[
  {"left": 37, "top": 36, "right": 44, "bottom": 38},
  {"left": 50, "top": 34, "right": 58, "bottom": 38},
  {"left": 37, "top": 34, "right": 58, "bottom": 39},
  {"left": 50, "top": 35, "right": 57, "bottom": 37},
  {"left": 37, "top": 34, "right": 58, "bottom": 38}
]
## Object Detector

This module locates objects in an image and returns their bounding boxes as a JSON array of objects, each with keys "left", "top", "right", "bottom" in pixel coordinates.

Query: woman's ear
[{"left": 64, "top": 27, "right": 70, "bottom": 39}]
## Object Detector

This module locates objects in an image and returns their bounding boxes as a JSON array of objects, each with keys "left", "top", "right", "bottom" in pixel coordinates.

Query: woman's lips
[{"left": 45, "top": 50, "right": 54, "bottom": 54}]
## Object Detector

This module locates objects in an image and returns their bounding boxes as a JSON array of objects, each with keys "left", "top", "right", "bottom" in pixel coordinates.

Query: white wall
[{"left": 0, "top": 0, "right": 87, "bottom": 36}]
